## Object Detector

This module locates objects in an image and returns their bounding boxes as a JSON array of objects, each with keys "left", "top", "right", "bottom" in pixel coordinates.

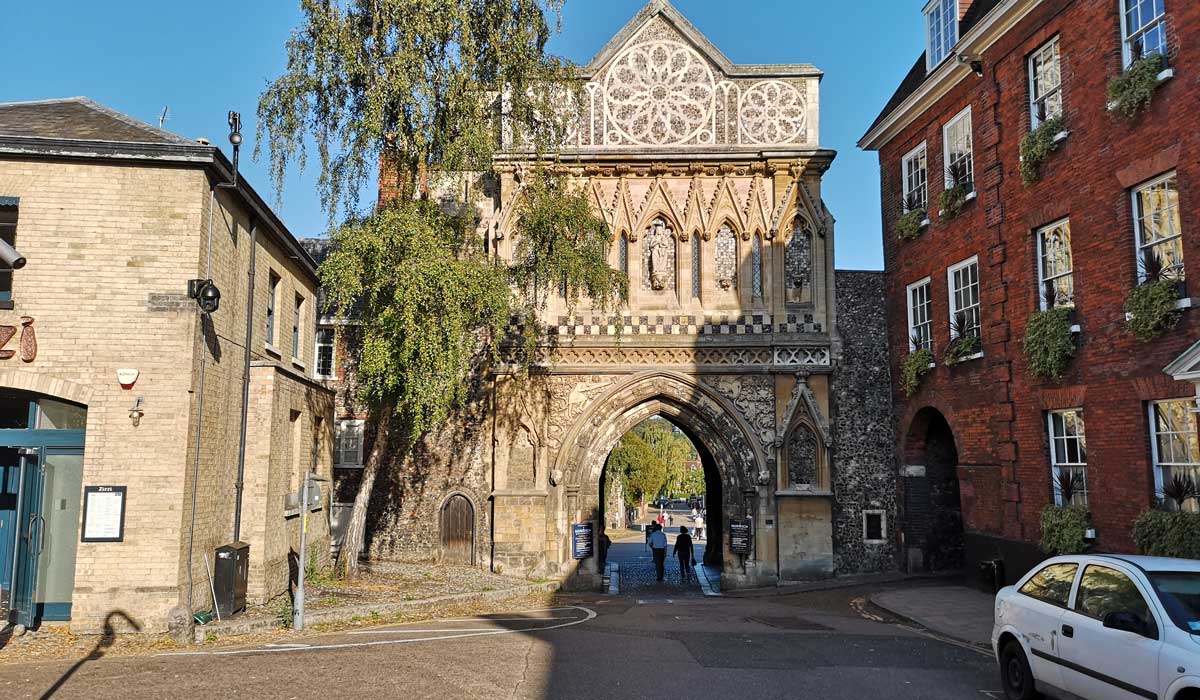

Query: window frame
[
  {"left": 925, "top": 0, "right": 960, "bottom": 71},
  {"left": 907, "top": 276, "right": 933, "bottom": 352},
  {"left": 1036, "top": 218, "right": 1075, "bottom": 310},
  {"left": 947, "top": 256, "right": 981, "bottom": 350},
  {"left": 292, "top": 292, "right": 305, "bottom": 360},
  {"left": 751, "top": 234, "right": 764, "bottom": 300},
  {"left": 1132, "top": 171, "right": 1183, "bottom": 283},
  {"left": 1149, "top": 399, "right": 1200, "bottom": 512},
  {"left": 266, "top": 271, "right": 281, "bottom": 349},
  {"left": 0, "top": 198, "right": 18, "bottom": 309},
  {"left": 1073, "top": 563, "right": 1158, "bottom": 638},
  {"left": 862, "top": 510, "right": 888, "bottom": 544},
  {"left": 942, "top": 106, "right": 975, "bottom": 191},
  {"left": 902, "top": 142, "right": 929, "bottom": 213},
  {"left": 1048, "top": 408, "right": 1089, "bottom": 506},
  {"left": 1028, "top": 36, "right": 1064, "bottom": 127},
  {"left": 334, "top": 418, "right": 366, "bottom": 469},
  {"left": 314, "top": 325, "right": 336, "bottom": 380},
  {"left": 1018, "top": 562, "right": 1081, "bottom": 608},
  {"left": 1120, "top": 0, "right": 1169, "bottom": 68}
]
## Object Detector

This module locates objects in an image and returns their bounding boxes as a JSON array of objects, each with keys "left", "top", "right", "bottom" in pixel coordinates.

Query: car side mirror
[{"left": 1103, "top": 611, "right": 1148, "bottom": 636}]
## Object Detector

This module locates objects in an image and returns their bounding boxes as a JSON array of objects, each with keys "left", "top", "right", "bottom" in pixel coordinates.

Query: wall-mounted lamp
[
  {"left": 129, "top": 396, "right": 145, "bottom": 427},
  {"left": 218, "top": 110, "right": 243, "bottom": 189},
  {"left": 958, "top": 53, "right": 984, "bottom": 77},
  {"left": 188, "top": 278, "right": 222, "bottom": 314}
]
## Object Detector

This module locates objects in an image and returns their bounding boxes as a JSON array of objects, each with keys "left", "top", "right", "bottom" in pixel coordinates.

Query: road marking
[
  {"left": 262, "top": 643, "right": 311, "bottom": 648},
  {"left": 157, "top": 606, "right": 596, "bottom": 658},
  {"left": 437, "top": 616, "right": 574, "bottom": 622}
]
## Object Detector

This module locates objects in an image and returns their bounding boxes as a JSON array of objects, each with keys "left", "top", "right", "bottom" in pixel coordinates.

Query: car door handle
[{"left": 1061, "top": 624, "right": 1074, "bottom": 638}]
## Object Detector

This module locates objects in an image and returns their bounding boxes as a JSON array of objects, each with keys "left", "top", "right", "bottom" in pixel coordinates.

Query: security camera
[
  {"left": 0, "top": 239, "right": 27, "bottom": 269},
  {"left": 187, "top": 278, "right": 222, "bottom": 314}
]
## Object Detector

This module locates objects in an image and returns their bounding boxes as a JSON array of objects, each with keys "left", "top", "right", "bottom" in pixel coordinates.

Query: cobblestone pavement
[{"left": 607, "top": 531, "right": 703, "bottom": 595}]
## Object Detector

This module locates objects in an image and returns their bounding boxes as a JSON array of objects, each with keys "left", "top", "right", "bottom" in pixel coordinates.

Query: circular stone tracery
[
  {"left": 604, "top": 40, "right": 715, "bottom": 146},
  {"left": 740, "top": 80, "right": 807, "bottom": 144}
]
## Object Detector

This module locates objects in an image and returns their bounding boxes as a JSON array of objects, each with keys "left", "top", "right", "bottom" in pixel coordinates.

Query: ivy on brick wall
[
  {"left": 1019, "top": 116, "right": 1066, "bottom": 186},
  {"left": 1022, "top": 307, "right": 1076, "bottom": 381},
  {"left": 1108, "top": 54, "right": 1166, "bottom": 121},
  {"left": 899, "top": 347, "right": 934, "bottom": 396},
  {"left": 1125, "top": 278, "right": 1181, "bottom": 342},
  {"left": 1040, "top": 504, "right": 1090, "bottom": 556}
]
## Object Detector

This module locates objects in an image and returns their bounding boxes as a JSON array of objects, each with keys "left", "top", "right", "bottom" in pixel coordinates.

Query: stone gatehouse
[{"left": 352, "top": 1, "right": 896, "bottom": 590}]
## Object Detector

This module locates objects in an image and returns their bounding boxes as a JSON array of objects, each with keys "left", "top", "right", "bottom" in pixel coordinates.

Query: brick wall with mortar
[
  {"left": 874, "top": 0, "right": 1200, "bottom": 572},
  {"left": 0, "top": 156, "right": 332, "bottom": 633}
]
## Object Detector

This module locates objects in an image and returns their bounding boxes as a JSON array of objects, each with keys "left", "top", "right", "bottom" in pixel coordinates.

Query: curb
[
  {"left": 722, "top": 570, "right": 962, "bottom": 598},
  {"left": 193, "top": 581, "right": 560, "bottom": 644},
  {"left": 866, "top": 594, "right": 993, "bottom": 652}
]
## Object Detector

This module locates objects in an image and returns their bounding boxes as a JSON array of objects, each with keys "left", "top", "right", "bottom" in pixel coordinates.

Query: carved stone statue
[{"left": 645, "top": 219, "right": 673, "bottom": 291}]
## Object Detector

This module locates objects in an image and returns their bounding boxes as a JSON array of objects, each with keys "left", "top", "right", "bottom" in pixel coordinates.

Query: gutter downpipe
[{"left": 233, "top": 220, "right": 257, "bottom": 543}]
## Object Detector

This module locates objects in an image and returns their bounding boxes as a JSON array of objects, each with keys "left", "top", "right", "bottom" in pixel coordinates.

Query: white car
[{"left": 992, "top": 554, "right": 1200, "bottom": 700}]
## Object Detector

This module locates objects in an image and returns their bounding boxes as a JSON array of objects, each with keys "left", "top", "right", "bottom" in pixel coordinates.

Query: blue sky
[{"left": 0, "top": 1, "right": 925, "bottom": 270}]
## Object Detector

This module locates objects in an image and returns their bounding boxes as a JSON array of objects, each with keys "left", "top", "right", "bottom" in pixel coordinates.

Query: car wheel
[{"left": 1000, "top": 641, "right": 1039, "bottom": 700}]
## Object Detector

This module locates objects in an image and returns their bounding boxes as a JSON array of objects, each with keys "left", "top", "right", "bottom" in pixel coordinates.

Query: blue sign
[{"left": 572, "top": 523, "right": 594, "bottom": 560}]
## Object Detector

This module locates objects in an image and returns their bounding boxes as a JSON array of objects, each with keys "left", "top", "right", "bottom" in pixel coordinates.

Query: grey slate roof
[
  {"left": 0, "top": 97, "right": 198, "bottom": 146},
  {"left": 863, "top": 0, "right": 1004, "bottom": 143}
]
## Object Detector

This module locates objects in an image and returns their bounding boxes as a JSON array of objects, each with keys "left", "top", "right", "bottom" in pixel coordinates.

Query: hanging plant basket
[
  {"left": 1019, "top": 116, "right": 1067, "bottom": 186},
  {"left": 1107, "top": 54, "right": 1168, "bottom": 121},
  {"left": 1022, "top": 306, "right": 1077, "bottom": 380}
]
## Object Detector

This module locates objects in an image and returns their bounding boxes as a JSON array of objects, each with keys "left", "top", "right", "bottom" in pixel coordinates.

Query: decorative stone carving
[
  {"left": 786, "top": 221, "right": 812, "bottom": 303},
  {"left": 546, "top": 376, "right": 615, "bottom": 449},
  {"left": 605, "top": 39, "right": 715, "bottom": 146},
  {"left": 703, "top": 375, "right": 776, "bottom": 451},
  {"left": 715, "top": 225, "right": 737, "bottom": 290},
  {"left": 786, "top": 424, "right": 818, "bottom": 487},
  {"left": 740, "top": 81, "right": 807, "bottom": 144},
  {"left": 642, "top": 219, "right": 676, "bottom": 291}
]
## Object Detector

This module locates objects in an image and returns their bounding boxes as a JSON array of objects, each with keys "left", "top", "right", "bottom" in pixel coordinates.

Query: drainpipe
[{"left": 233, "top": 220, "right": 257, "bottom": 543}]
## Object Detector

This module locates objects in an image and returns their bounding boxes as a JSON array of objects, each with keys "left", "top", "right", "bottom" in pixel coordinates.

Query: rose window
[
  {"left": 604, "top": 40, "right": 715, "bottom": 146},
  {"left": 740, "top": 80, "right": 807, "bottom": 145}
]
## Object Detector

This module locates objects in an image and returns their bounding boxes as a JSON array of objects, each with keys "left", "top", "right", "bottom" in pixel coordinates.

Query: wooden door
[{"left": 441, "top": 495, "right": 474, "bottom": 565}]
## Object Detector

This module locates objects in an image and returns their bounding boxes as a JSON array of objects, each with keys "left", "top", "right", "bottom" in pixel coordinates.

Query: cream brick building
[{"left": 0, "top": 98, "right": 334, "bottom": 633}]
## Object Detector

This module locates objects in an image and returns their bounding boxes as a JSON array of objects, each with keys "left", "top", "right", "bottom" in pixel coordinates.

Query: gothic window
[
  {"left": 751, "top": 235, "right": 763, "bottom": 300},
  {"left": 786, "top": 222, "right": 812, "bottom": 304},
  {"left": 691, "top": 237, "right": 701, "bottom": 299},
  {"left": 715, "top": 225, "right": 737, "bottom": 291},
  {"left": 618, "top": 233, "right": 629, "bottom": 275},
  {"left": 642, "top": 218, "right": 676, "bottom": 292},
  {"left": 787, "top": 424, "right": 818, "bottom": 487}
]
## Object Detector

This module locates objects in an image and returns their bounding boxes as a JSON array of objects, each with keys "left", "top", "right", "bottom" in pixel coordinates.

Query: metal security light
[
  {"left": 0, "top": 238, "right": 26, "bottom": 269},
  {"left": 218, "top": 110, "right": 243, "bottom": 189},
  {"left": 188, "top": 278, "right": 222, "bottom": 314}
]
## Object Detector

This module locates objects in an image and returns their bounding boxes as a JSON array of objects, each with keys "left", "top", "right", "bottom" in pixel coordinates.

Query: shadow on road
[{"left": 38, "top": 610, "right": 142, "bottom": 699}]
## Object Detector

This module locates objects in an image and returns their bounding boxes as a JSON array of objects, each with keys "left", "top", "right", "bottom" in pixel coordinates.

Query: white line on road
[
  {"left": 436, "top": 616, "right": 574, "bottom": 622},
  {"left": 348, "top": 627, "right": 547, "bottom": 634},
  {"left": 156, "top": 606, "right": 597, "bottom": 658}
]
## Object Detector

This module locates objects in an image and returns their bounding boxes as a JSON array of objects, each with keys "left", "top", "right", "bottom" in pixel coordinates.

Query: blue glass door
[
  {"left": 0, "top": 448, "right": 18, "bottom": 615},
  {"left": 11, "top": 448, "right": 42, "bottom": 628}
]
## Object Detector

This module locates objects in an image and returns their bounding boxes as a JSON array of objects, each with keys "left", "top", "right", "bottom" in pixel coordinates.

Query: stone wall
[{"left": 831, "top": 270, "right": 897, "bottom": 574}]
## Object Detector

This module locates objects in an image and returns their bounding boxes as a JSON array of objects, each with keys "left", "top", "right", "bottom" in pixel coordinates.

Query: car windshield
[{"left": 1148, "top": 572, "right": 1200, "bottom": 634}]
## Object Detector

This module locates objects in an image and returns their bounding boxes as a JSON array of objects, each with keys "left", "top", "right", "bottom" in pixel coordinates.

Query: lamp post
[{"left": 294, "top": 470, "right": 328, "bottom": 632}]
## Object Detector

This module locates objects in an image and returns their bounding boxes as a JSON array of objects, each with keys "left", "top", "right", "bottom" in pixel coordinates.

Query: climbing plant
[
  {"left": 1022, "top": 306, "right": 1076, "bottom": 381},
  {"left": 900, "top": 347, "right": 935, "bottom": 396},
  {"left": 258, "top": 0, "right": 629, "bottom": 577},
  {"left": 1108, "top": 54, "right": 1166, "bottom": 121},
  {"left": 1019, "top": 116, "right": 1066, "bottom": 185}
]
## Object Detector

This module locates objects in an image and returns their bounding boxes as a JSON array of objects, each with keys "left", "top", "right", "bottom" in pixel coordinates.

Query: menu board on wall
[{"left": 81, "top": 486, "right": 126, "bottom": 542}]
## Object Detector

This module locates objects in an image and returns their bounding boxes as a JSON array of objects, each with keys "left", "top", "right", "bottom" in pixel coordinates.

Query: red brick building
[{"left": 860, "top": 0, "right": 1199, "bottom": 585}]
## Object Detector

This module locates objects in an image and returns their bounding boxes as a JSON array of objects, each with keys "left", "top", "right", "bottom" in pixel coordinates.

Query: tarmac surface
[{"left": 0, "top": 578, "right": 1002, "bottom": 699}]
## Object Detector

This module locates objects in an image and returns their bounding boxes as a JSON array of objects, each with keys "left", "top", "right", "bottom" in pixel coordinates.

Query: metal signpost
[
  {"left": 293, "top": 471, "right": 328, "bottom": 632},
  {"left": 729, "top": 518, "right": 752, "bottom": 555}
]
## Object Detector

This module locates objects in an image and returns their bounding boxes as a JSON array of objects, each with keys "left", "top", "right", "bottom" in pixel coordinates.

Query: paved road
[
  {"left": 607, "top": 532, "right": 703, "bottom": 594},
  {"left": 0, "top": 583, "right": 1001, "bottom": 699}
]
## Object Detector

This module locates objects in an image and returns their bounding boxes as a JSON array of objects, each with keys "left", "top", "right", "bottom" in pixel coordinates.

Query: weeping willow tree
[{"left": 258, "top": 0, "right": 625, "bottom": 577}]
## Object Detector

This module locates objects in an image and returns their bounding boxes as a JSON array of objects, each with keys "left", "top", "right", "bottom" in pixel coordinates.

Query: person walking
[
  {"left": 674, "top": 526, "right": 695, "bottom": 583},
  {"left": 668, "top": 512, "right": 674, "bottom": 527},
  {"left": 648, "top": 522, "right": 668, "bottom": 582},
  {"left": 657, "top": 511, "right": 665, "bottom": 527},
  {"left": 694, "top": 513, "right": 705, "bottom": 541}
]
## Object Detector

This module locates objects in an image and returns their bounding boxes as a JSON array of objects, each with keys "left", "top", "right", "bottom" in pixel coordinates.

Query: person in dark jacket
[{"left": 673, "top": 526, "right": 695, "bottom": 583}]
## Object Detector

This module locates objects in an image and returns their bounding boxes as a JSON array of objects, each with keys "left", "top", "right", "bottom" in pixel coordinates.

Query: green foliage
[
  {"left": 257, "top": 0, "right": 573, "bottom": 220},
  {"left": 944, "top": 313, "right": 981, "bottom": 364},
  {"left": 607, "top": 430, "right": 667, "bottom": 506},
  {"left": 900, "top": 348, "right": 934, "bottom": 397},
  {"left": 509, "top": 172, "right": 629, "bottom": 341},
  {"left": 321, "top": 200, "right": 512, "bottom": 443},
  {"left": 895, "top": 208, "right": 927, "bottom": 242},
  {"left": 1022, "top": 307, "right": 1076, "bottom": 381},
  {"left": 1125, "top": 278, "right": 1182, "bottom": 342},
  {"left": 1108, "top": 54, "right": 1166, "bottom": 121},
  {"left": 1040, "top": 504, "right": 1090, "bottom": 556},
  {"left": 939, "top": 161, "right": 973, "bottom": 220},
  {"left": 1133, "top": 510, "right": 1200, "bottom": 559},
  {"left": 1019, "top": 116, "right": 1066, "bottom": 185}
]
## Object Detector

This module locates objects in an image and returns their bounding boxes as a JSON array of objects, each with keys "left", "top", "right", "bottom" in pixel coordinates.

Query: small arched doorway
[
  {"left": 902, "top": 407, "right": 964, "bottom": 572},
  {"left": 440, "top": 495, "right": 475, "bottom": 566}
]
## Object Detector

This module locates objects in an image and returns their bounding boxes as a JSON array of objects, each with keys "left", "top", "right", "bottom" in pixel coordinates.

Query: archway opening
[
  {"left": 902, "top": 408, "right": 964, "bottom": 572},
  {"left": 597, "top": 415, "right": 722, "bottom": 593}
]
